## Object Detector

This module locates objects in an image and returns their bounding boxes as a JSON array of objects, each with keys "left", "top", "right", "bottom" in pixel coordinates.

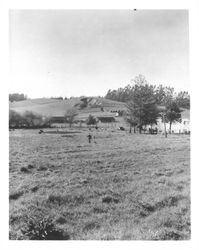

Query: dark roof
[
  {"left": 97, "top": 116, "right": 116, "bottom": 123},
  {"left": 50, "top": 116, "right": 65, "bottom": 122}
]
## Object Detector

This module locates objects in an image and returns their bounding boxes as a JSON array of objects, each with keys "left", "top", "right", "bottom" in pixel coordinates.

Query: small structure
[
  {"left": 97, "top": 116, "right": 116, "bottom": 128},
  {"left": 97, "top": 116, "right": 115, "bottom": 123},
  {"left": 50, "top": 116, "right": 65, "bottom": 123}
]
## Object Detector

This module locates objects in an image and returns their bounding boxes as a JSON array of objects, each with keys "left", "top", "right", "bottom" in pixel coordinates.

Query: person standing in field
[{"left": 87, "top": 134, "right": 92, "bottom": 143}]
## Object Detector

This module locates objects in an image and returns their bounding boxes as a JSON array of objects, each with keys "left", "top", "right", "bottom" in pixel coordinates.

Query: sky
[{"left": 9, "top": 9, "right": 189, "bottom": 98}]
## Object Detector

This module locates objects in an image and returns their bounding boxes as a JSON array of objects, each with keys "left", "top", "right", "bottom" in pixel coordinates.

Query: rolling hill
[{"left": 9, "top": 97, "right": 126, "bottom": 119}]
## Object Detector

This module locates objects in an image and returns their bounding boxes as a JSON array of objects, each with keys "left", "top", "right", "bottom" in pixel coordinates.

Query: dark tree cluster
[
  {"left": 9, "top": 110, "right": 51, "bottom": 129},
  {"left": 9, "top": 93, "right": 27, "bottom": 102},
  {"left": 86, "top": 115, "right": 97, "bottom": 126}
]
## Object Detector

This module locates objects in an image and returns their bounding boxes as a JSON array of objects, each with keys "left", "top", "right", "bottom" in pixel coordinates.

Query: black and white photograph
[{"left": 8, "top": 9, "right": 191, "bottom": 241}]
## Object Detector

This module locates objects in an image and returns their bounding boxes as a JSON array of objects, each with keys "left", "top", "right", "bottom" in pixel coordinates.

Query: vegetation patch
[
  {"left": 56, "top": 216, "right": 67, "bottom": 224},
  {"left": 27, "top": 164, "right": 35, "bottom": 169},
  {"left": 93, "top": 206, "right": 108, "bottom": 214},
  {"left": 20, "top": 167, "right": 30, "bottom": 173},
  {"left": 47, "top": 194, "right": 85, "bottom": 206},
  {"left": 102, "top": 195, "right": 120, "bottom": 204},
  {"left": 9, "top": 190, "right": 24, "bottom": 200},
  {"left": 153, "top": 229, "right": 184, "bottom": 240},
  {"left": 31, "top": 186, "right": 39, "bottom": 192},
  {"left": 37, "top": 165, "right": 48, "bottom": 171},
  {"left": 21, "top": 217, "right": 70, "bottom": 240},
  {"left": 156, "top": 195, "right": 185, "bottom": 208},
  {"left": 83, "top": 221, "right": 100, "bottom": 232}
]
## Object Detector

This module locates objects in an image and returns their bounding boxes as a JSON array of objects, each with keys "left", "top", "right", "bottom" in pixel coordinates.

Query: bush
[{"left": 21, "top": 217, "right": 70, "bottom": 240}]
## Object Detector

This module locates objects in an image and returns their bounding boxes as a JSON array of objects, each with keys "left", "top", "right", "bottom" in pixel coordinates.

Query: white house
[{"left": 156, "top": 109, "right": 190, "bottom": 134}]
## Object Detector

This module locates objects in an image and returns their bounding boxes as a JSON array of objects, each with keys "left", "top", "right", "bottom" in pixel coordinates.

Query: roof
[
  {"left": 97, "top": 116, "right": 116, "bottom": 123},
  {"left": 50, "top": 116, "right": 65, "bottom": 122}
]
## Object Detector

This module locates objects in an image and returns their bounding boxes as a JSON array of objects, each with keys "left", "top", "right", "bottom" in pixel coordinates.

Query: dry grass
[{"left": 9, "top": 128, "right": 190, "bottom": 240}]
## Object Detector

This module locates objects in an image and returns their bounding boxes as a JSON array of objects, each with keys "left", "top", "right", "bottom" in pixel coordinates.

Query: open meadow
[{"left": 9, "top": 128, "right": 190, "bottom": 240}]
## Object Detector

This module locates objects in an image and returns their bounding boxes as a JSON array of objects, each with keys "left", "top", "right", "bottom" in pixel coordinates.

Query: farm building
[
  {"left": 96, "top": 116, "right": 116, "bottom": 127},
  {"left": 97, "top": 116, "right": 116, "bottom": 123},
  {"left": 156, "top": 109, "right": 190, "bottom": 133},
  {"left": 49, "top": 116, "right": 65, "bottom": 123}
]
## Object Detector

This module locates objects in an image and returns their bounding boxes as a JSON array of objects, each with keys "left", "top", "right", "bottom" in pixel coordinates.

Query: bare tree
[{"left": 64, "top": 108, "right": 78, "bottom": 128}]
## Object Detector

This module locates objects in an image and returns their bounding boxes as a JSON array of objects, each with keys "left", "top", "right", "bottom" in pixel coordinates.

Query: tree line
[
  {"left": 106, "top": 75, "right": 189, "bottom": 134},
  {"left": 105, "top": 75, "right": 190, "bottom": 109}
]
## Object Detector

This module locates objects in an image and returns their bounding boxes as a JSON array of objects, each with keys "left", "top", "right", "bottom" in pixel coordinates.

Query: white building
[{"left": 156, "top": 109, "right": 190, "bottom": 134}]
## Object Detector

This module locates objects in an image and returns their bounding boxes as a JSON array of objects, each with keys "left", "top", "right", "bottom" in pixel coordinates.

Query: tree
[
  {"left": 64, "top": 108, "right": 78, "bottom": 128},
  {"left": 9, "top": 110, "right": 23, "bottom": 128},
  {"left": 86, "top": 115, "right": 97, "bottom": 126},
  {"left": 123, "top": 110, "right": 138, "bottom": 133},
  {"left": 126, "top": 75, "right": 159, "bottom": 133},
  {"left": 155, "top": 85, "right": 182, "bottom": 133},
  {"left": 175, "top": 91, "right": 190, "bottom": 109},
  {"left": 165, "top": 101, "right": 182, "bottom": 133}
]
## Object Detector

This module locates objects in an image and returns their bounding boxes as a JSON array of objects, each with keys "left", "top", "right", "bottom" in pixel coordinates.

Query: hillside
[{"left": 9, "top": 97, "right": 126, "bottom": 119}]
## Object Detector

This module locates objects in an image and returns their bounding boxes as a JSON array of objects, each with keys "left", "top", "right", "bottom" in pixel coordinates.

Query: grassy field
[{"left": 9, "top": 128, "right": 190, "bottom": 240}]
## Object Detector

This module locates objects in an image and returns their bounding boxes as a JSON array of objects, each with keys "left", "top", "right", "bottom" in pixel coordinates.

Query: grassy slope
[
  {"left": 9, "top": 97, "right": 126, "bottom": 118},
  {"left": 9, "top": 129, "right": 190, "bottom": 240}
]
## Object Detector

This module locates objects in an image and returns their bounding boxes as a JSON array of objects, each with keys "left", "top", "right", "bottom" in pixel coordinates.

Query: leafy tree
[
  {"left": 126, "top": 76, "right": 159, "bottom": 133},
  {"left": 175, "top": 91, "right": 190, "bottom": 109},
  {"left": 123, "top": 110, "right": 138, "bottom": 133},
  {"left": 64, "top": 108, "right": 78, "bottom": 128},
  {"left": 86, "top": 115, "right": 97, "bottom": 126},
  {"left": 155, "top": 86, "right": 182, "bottom": 133},
  {"left": 165, "top": 101, "right": 182, "bottom": 133},
  {"left": 154, "top": 85, "right": 175, "bottom": 106},
  {"left": 9, "top": 110, "right": 23, "bottom": 128}
]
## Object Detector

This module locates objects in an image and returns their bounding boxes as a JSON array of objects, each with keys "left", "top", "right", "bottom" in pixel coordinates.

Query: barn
[
  {"left": 49, "top": 116, "right": 65, "bottom": 123},
  {"left": 97, "top": 116, "right": 116, "bottom": 127}
]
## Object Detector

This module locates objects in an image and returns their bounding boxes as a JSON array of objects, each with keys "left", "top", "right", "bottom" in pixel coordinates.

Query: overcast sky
[{"left": 9, "top": 10, "right": 189, "bottom": 98}]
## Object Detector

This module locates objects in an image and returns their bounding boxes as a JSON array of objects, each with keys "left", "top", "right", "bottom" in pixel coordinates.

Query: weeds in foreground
[{"left": 21, "top": 217, "right": 70, "bottom": 240}]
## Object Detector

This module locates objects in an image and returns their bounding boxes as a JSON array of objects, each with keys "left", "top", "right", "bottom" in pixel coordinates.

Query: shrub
[{"left": 21, "top": 217, "right": 70, "bottom": 240}]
